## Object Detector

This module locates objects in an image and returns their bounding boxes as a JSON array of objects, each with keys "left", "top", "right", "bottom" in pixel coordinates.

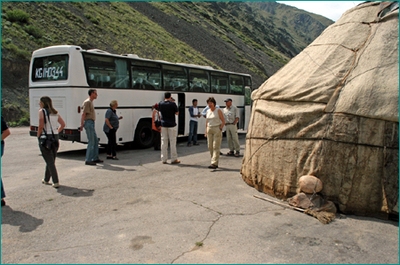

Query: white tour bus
[{"left": 29, "top": 45, "right": 252, "bottom": 148}]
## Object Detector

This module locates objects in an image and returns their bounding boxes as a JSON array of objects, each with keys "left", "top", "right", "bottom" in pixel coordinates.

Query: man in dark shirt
[{"left": 158, "top": 92, "right": 180, "bottom": 164}]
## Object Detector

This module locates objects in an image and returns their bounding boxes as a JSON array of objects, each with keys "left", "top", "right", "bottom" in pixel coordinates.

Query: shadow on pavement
[
  {"left": 56, "top": 134, "right": 247, "bottom": 167},
  {"left": 175, "top": 164, "right": 207, "bottom": 170},
  {"left": 56, "top": 185, "right": 95, "bottom": 197},
  {"left": 1, "top": 206, "right": 44, "bottom": 232},
  {"left": 57, "top": 149, "right": 94, "bottom": 160},
  {"left": 57, "top": 140, "right": 208, "bottom": 166},
  {"left": 97, "top": 163, "right": 136, "bottom": 172},
  {"left": 213, "top": 167, "right": 241, "bottom": 172},
  {"left": 344, "top": 214, "right": 399, "bottom": 226},
  {"left": 176, "top": 163, "right": 240, "bottom": 172}
]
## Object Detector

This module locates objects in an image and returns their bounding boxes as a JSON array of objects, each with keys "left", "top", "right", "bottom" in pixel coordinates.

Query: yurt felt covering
[{"left": 241, "top": 2, "right": 398, "bottom": 216}]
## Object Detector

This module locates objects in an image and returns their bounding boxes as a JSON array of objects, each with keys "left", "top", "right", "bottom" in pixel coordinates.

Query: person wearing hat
[
  {"left": 151, "top": 103, "right": 161, "bottom": 150},
  {"left": 223, "top": 98, "right": 240, "bottom": 157}
]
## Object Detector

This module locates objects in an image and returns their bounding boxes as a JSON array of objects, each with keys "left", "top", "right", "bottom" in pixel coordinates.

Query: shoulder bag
[
  {"left": 154, "top": 110, "right": 162, "bottom": 128},
  {"left": 40, "top": 109, "right": 58, "bottom": 150}
]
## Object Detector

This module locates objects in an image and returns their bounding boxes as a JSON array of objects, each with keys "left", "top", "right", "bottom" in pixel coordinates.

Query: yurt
[{"left": 241, "top": 2, "right": 398, "bottom": 216}]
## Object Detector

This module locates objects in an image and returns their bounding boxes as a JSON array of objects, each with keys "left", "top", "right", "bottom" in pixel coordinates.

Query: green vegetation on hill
[
  {"left": 1, "top": 1, "right": 333, "bottom": 124},
  {"left": 2, "top": 2, "right": 216, "bottom": 64},
  {"left": 249, "top": 2, "right": 334, "bottom": 56}
]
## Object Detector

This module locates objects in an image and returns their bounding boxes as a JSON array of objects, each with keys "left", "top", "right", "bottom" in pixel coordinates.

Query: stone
[{"left": 298, "top": 175, "right": 323, "bottom": 194}]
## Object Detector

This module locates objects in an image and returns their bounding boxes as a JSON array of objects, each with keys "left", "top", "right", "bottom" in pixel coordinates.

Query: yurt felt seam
[{"left": 245, "top": 137, "right": 398, "bottom": 150}]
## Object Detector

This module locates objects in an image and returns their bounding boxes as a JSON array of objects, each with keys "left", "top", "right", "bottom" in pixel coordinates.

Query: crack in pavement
[
  {"left": 170, "top": 201, "right": 222, "bottom": 264},
  {"left": 170, "top": 200, "right": 284, "bottom": 264}
]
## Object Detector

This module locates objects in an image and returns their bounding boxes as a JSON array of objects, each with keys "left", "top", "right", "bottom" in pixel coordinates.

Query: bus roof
[
  {"left": 32, "top": 45, "right": 252, "bottom": 78},
  {"left": 32, "top": 45, "right": 82, "bottom": 56}
]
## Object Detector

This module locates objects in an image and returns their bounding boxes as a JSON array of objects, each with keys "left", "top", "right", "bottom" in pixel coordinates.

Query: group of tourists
[
  {"left": 152, "top": 92, "right": 241, "bottom": 169},
  {"left": 1, "top": 90, "right": 241, "bottom": 195}
]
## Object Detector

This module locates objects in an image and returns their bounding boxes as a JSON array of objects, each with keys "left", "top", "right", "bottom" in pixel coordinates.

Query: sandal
[
  {"left": 208, "top": 164, "right": 218, "bottom": 169},
  {"left": 227, "top": 151, "right": 234, "bottom": 156}
]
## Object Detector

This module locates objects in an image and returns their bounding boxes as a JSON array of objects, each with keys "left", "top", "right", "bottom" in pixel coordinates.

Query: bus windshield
[{"left": 32, "top": 54, "right": 69, "bottom": 82}]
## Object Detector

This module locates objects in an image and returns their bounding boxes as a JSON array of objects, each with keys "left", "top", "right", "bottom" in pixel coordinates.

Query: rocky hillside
[{"left": 1, "top": 1, "right": 333, "bottom": 124}]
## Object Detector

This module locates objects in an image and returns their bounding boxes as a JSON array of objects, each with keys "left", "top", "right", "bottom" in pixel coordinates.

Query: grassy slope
[
  {"left": 152, "top": 2, "right": 290, "bottom": 69},
  {"left": 1, "top": 1, "right": 217, "bottom": 64},
  {"left": 248, "top": 2, "right": 334, "bottom": 56}
]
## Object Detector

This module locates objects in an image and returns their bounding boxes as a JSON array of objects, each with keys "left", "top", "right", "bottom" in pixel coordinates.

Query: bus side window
[
  {"left": 189, "top": 69, "right": 209, "bottom": 93},
  {"left": 162, "top": 66, "right": 188, "bottom": 91},
  {"left": 88, "top": 73, "right": 96, "bottom": 87},
  {"left": 83, "top": 53, "right": 128, "bottom": 88},
  {"left": 229, "top": 75, "right": 244, "bottom": 95},
  {"left": 219, "top": 80, "right": 227, "bottom": 93},
  {"left": 133, "top": 77, "right": 145, "bottom": 89},
  {"left": 102, "top": 74, "right": 111, "bottom": 87},
  {"left": 131, "top": 67, "right": 161, "bottom": 90},
  {"left": 109, "top": 76, "right": 116, "bottom": 88},
  {"left": 211, "top": 74, "right": 228, "bottom": 94},
  {"left": 211, "top": 85, "right": 219, "bottom": 93},
  {"left": 163, "top": 75, "right": 173, "bottom": 90},
  {"left": 114, "top": 59, "right": 129, "bottom": 88}
]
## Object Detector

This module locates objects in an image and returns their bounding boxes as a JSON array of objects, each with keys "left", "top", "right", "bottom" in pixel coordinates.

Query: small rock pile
[{"left": 288, "top": 175, "right": 337, "bottom": 214}]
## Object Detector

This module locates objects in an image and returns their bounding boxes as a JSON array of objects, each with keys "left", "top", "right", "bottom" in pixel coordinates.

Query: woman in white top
[
  {"left": 205, "top": 97, "right": 225, "bottom": 169},
  {"left": 37, "top": 96, "right": 65, "bottom": 188}
]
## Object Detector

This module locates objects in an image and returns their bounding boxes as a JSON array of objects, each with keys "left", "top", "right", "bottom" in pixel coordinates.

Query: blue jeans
[
  {"left": 84, "top": 120, "right": 99, "bottom": 162},
  {"left": 1, "top": 142, "right": 5, "bottom": 199},
  {"left": 188, "top": 120, "right": 198, "bottom": 144}
]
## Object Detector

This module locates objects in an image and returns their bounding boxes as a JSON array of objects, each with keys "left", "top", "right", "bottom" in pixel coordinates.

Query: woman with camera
[{"left": 37, "top": 96, "right": 65, "bottom": 188}]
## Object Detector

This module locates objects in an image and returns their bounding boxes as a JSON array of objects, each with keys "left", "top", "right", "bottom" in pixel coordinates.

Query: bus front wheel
[{"left": 134, "top": 120, "right": 154, "bottom": 149}]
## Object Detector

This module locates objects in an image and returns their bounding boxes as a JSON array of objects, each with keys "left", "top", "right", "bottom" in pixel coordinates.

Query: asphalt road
[{"left": 1, "top": 127, "right": 398, "bottom": 264}]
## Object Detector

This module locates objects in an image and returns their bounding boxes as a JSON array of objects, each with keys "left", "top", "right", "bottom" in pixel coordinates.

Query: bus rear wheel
[{"left": 134, "top": 120, "right": 154, "bottom": 149}]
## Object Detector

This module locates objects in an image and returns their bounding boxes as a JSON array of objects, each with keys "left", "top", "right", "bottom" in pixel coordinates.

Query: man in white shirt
[
  {"left": 187, "top": 99, "right": 201, "bottom": 146},
  {"left": 223, "top": 98, "right": 240, "bottom": 157}
]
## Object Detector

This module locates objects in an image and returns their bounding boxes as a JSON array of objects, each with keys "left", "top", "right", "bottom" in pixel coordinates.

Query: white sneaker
[
  {"left": 52, "top": 183, "right": 60, "bottom": 188},
  {"left": 42, "top": 179, "right": 51, "bottom": 185}
]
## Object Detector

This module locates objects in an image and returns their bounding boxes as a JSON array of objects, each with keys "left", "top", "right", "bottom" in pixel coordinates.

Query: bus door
[{"left": 171, "top": 93, "right": 185, "bottom": 136}]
